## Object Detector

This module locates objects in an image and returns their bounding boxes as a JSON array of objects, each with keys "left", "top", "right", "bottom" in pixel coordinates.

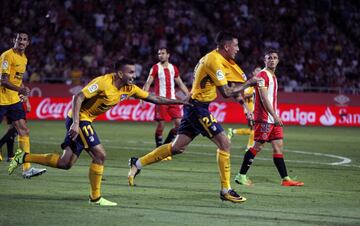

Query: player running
[
  {"left": 8, "top": 58, "right": 189, "bottom": 206},
  {"left": 128, "top": 32, "right": 259, "bottom": 203}
]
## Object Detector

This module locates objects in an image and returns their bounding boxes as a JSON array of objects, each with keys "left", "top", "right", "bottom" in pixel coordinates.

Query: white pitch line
[
  {"left": 286, "top": 150, "right": 351, "bottom": 165},
  {"left": 126, "top": 140, "right": 353, "bottom": 166},
  {"left": 29, "top": 138, "right": 357, "bottom": 168}
]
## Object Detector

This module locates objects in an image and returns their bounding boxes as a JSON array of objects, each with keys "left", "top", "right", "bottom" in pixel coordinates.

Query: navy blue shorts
[
  {"left": 61, "top": 117, "right": 101, "bottom": 157},
  {"left": 0, "top": 102, "right": 26, "bottom": 123},
  {"left": 177, "top": 99, "right": 224, "bottom": 139}
]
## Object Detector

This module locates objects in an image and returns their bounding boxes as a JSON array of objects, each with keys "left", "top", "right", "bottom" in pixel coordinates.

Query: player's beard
[{"left": 126, "top": 78, "right": 134, "bottom": 85}]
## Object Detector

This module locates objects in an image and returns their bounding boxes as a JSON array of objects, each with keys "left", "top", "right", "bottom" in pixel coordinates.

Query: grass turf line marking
[{"left": 30, "top": 138, "right": 356, "bottom": 168}]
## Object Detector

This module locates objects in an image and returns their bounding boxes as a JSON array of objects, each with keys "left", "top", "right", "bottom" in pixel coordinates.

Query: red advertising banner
[
  {"left": 26, "top": 97, "right": 360, "bottom": 127},
  {"left": 25, "top": 83, "right": 360, "bottom": 106}
]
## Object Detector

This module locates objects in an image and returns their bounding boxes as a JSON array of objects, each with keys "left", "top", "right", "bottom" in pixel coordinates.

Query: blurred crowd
[
  {"left": 0, "top": 0, "right": 359, "bottom": 93},
  {"left": 194, "top": 0, "right": 359, "bottom": 92}
]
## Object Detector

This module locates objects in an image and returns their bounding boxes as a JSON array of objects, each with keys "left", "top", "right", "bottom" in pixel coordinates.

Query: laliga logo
[
  {"left": 319, "top": 107, "right": 336, "bottom": 126},
  {"left": 278, "top": 108, "right": 316, "bottom": 125}
]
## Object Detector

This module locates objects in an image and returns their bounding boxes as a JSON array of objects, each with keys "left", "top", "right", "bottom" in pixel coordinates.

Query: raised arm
[
  {"left": 231, "top": 77, "right": 259, "bottom": 94},
  {"left": 217, "top": 77, "right": 258, "bottom": 98},
  {"left": 143, "top": 93, "right": 189, "bottom": 105}
]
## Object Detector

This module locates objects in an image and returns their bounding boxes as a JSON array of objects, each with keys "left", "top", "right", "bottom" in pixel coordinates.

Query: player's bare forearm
[
  {"left": 258, "top": 88, "right": 277, "bottom": 119},
  {"left": 71, "top": 92, "right": 85, "bottom": 124},
  {"left": 180, "top": 84, "right": 190, "bottom": 97},
  {"left": 218, "top": 85, "right": 234, "bottom": 98},
  {"left": 145, "top": 94, "right": 188, "bottom": 105},
  {"left": 243, "top": 93, "right": 253, "bottom": 99},
  {"left": 175, "top": 77, "right": 190, "bottom": 96},
  {"left": 142, "top": 76, "right": 154, "bottom": 92},
  {"left": 232, "top": 77, "right": 258, "bottom": 93},
  {"left": 0, "top": 74, "right": 22, "bottom": 92},
  {"left": 219, "top": 78, "right": 257, "bottom": 98}
]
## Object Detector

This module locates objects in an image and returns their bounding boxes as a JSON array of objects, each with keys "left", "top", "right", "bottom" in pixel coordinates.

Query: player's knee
[
  {"left": 63, "top": 163, "right": 72, "bottom": 170},
  {"left": 57, "top": 161, "right": 73, "bottom": 170},
  {"left": 219, "top": 138, "right": 231, "bottom": 151},
  {"left": 273, "top": 147, "right": 283, "bottom": 154},
  {"left": 171, "top": 145, "right": 186, "bottom": 155},
  {"left": 272, "top": 144, "right": 283, "bottom": 153},
  {"left": 98, "top": 152, "right": 106, "bottom": 162},
  {"left": 93, "top": 151, "right": 106, "bottom": 164},
  {"left": 251, "top": 144, "right": 263, "bottom": 153},
  {"left": 17, "top": 127, "right": 30, "bottom": 136}
]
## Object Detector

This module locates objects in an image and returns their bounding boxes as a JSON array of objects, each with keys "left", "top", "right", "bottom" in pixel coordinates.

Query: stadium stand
[{"left": 0, "top": 0, "right": 359, "bottom": 94}]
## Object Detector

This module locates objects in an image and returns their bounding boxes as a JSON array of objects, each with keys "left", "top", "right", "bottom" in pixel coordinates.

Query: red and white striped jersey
[
  {"left": 254, "top": 69, "right": 278, "bottom": 124},
  {"left": 149, "top": 63, "right": 179, "bottom": 99}
]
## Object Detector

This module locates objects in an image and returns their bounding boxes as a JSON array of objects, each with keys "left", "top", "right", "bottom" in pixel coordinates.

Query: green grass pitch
[{"left": 0, "top": 121, "right": 359, "bottom": 226}]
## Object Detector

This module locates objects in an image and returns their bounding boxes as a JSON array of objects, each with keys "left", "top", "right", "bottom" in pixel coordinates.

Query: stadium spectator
[{"left": 0, "top": 0, "right": 358, "bottom": 92}]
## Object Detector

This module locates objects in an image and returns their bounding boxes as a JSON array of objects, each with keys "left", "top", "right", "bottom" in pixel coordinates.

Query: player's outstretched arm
[
  {"left": 218, "top": 77, "right": 259, "bottom": 98},
  {"left": 231, "top": 77, "right": 259, "bottom": 94},
  {"left": 144, "top": 94, "right": 189, "bottom": 106}
]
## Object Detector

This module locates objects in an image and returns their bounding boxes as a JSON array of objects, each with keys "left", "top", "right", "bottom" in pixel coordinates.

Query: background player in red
[
  {"left": 143, "top": 47, "right": 189, "bottom": 150},
  {"left": 236, "top": 49, "right": 304, "bottom": 186}
]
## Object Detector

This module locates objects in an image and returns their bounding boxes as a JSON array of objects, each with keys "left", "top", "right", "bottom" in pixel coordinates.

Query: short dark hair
[
  {"left": 158, "top": 47, "right": 169, "bottom": 54},
  {"left": 215, "top": 31, "right": 237, "bottom": 46},
  {"left": 13, "top": 30, "right": 30, "bottom": 39},
  {"left": 114, "top": 58, "right": 135, "bottom": 71},
  {"left": 264, "top": 48, "right": 279, "bottom": 57}
]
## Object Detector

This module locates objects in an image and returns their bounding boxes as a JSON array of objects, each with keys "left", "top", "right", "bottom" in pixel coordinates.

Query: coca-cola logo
[
  {"left": 106, "top": 102, "right": 155, "bottom": 121},
  {"left": 209, "top": 102, "right": 227, "bottom": 122},
  {"left": 36, "top": 98, "right": 72, "bottom": 119}
]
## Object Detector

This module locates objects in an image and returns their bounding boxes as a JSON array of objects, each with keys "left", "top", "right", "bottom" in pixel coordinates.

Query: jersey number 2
[{"left": 202, "top": 115, "right": 217, "bottom": 127}]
